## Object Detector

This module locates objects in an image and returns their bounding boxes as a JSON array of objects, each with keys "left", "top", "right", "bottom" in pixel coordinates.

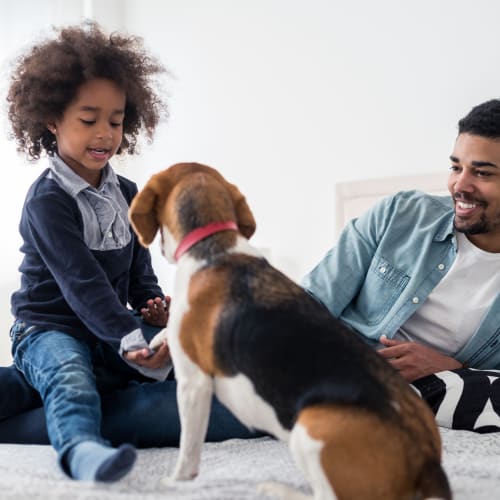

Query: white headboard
[{"left": 335, "top": 172, "right": 449, "bottom": 237}]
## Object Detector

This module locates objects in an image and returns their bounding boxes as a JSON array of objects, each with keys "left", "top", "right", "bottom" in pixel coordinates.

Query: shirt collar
[
  {"left": 48, "top": 154, "right": 119, "bottom": 197},
  {"left": 432, "top": 197, "right": 457, "bottom": 249},
  {"left": 435, "top": 216, "right": 455, "bottom": 242}
]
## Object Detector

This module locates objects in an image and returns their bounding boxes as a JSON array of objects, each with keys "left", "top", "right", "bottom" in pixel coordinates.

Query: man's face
[{"left": 448, "top": 133, "right": 500, "bottom": 252}]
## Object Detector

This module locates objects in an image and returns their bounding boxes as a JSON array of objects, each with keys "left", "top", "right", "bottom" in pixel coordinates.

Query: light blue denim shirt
[{"left": 301, "top": 190, "right": 500, "bottom": 369}]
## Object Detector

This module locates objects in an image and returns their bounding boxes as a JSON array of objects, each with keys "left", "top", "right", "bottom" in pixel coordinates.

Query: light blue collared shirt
[
  {"left": 47, "top": 155, "right": 131, "bottom": 251},
  {"left": 301, "top": 190, "right": 500, "bottom": 369}
]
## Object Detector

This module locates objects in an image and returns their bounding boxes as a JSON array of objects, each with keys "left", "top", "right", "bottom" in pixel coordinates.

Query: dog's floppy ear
[
  {"left": 225, "top": 182, "right": 256, "bottom": 239},
  {"left": 190, "top": 163, "right": 256, "bottom": 238},
  {"left": 129, "top": 184, "right": 160, "bottom": 247}
]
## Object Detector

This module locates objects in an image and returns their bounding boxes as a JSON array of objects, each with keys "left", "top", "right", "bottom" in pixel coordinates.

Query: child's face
[{"left": 49, "top": 78, "right": 126, "bottom": 187}]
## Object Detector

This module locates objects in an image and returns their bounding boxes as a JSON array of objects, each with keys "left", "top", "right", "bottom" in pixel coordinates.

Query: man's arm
[{"left": 301, "top": 195, "right": 393, "bottom": 319}]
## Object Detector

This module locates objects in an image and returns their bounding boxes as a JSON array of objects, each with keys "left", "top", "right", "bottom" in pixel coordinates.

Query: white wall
[
  {"left": 1, "top": 0, "right": 500, "bottom": 363},
  {"left": 118, "top": 0, "right": 500, "bottom": 278}
]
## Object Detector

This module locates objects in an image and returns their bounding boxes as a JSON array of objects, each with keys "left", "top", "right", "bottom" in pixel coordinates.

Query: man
[{"left": 302, "top": 99, "right": 500, "bottom": 432}]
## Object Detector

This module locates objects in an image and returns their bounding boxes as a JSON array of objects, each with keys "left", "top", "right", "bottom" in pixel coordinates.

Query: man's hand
[
  {"left": 124, "top": 341, "right": 171, "bottom": 370},
  {"left": 141, "top": 296, "right": 171, "bottom": 327},
  {"left": 378, "top": 335, "right": 462, "bottom": 382}
]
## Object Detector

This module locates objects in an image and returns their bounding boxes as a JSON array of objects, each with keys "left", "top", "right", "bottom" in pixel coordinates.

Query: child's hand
[
  {"left": 124, "top": 341, "right": 171, "bottom": 370},
  {"left": 141, "top": 296, "right": 170, "bottom": 327}
]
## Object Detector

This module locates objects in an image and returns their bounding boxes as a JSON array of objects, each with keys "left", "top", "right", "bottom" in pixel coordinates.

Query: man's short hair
[{"left": 458, "top": 99, "right": 500, "bottom": 138}]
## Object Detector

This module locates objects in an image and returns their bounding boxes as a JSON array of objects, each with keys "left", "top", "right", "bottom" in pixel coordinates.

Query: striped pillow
[{"left": 412, "top": 368, "right": 500, "bottom": 433}]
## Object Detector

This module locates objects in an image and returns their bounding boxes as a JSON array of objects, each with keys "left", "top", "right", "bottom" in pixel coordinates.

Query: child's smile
[{"left": 88, "top": 147, "right": 113, "bottom": 162}]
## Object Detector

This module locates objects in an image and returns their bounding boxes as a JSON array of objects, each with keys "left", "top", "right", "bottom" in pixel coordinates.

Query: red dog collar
[{"left": 174, "top": 221, "right": 239, "bottom": 261}]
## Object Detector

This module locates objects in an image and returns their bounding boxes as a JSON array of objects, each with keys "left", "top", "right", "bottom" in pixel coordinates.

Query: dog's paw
[
  {"left": 173, "top": 470, "right": 198, "bottom": 481},
  {"left": 257, "top": 481, "right": 312, "bottom": 500},
  {"left": 149, "top": 329, "right": 168, "bottom": 351},
  {"left": 159, "top": 475, "right": 177, "bottom": 488},
  {"left": 161, "top": 470, "right": 198, "bottom": 486}
]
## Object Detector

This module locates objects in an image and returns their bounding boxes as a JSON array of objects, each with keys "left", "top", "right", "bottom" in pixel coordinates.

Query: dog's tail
[{"left": 417, "top": 459, "right": 452, "bottom": 500}]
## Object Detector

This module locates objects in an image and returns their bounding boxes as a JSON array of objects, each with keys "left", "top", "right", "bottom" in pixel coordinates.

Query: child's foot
[{"left": 67, "top": 441, "right": 136, "bottom": 482}]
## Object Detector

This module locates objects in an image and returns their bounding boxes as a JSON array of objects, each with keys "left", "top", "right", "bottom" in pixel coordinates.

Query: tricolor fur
[{"left": 129, "top": 163, "right": 452, "bottom": 500}]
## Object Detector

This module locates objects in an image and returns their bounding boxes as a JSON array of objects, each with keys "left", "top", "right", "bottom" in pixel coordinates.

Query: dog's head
[{"left": 129, "top": 163, "right": 256, "bottom": 262}]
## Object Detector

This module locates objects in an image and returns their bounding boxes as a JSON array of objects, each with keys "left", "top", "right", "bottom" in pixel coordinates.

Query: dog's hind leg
[
  {"left": 289, "top": 422, "right": 338, "bottom": 500},
  {"left": 257, "top": 420, "right": 336, "bottom": 500},
  {"left": 166, "top": 365, "right": 214, "bottom": 482}
]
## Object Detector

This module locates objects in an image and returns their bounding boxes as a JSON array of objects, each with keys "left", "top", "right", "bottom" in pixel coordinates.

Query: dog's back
[{"left": 181, "top": 254, "right": 451, "bottom": 500}]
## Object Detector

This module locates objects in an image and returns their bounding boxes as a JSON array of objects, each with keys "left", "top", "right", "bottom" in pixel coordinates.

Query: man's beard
[
  {"left": 454, "top": 215, "right": 490, "bottom": 235},
  {"left": 453, "top": 192, "right": 500, "bottom": 235},
  {"left": 454, "top": 209, "right": 500, "bottom": 235}
]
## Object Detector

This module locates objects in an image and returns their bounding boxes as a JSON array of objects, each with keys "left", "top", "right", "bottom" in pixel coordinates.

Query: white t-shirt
[{"left": 395, "top": 232, "right": 500, "bottom": 356}]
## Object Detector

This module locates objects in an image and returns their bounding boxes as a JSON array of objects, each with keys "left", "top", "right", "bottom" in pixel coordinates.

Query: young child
[{"left": 6, "top": 22, "right": 172, "bottom": 482}]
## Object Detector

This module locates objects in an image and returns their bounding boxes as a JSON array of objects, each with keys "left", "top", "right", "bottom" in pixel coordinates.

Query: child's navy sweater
[{"left": 11, "top": 167, "right": 163, "bottom": 351}]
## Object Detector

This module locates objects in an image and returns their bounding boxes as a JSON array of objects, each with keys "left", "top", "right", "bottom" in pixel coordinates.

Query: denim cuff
[{"left": 119, "top": 329, "right": 171, "bottom": 381}]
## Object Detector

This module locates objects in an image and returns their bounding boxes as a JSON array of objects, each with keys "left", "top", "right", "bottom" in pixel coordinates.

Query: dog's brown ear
[
  {"left": 197, "top": 163, "right": 256, "bottom": 239},
  {"left": 226, "top": 183, "right": 256, "bottom": 239},
  {"left": 129, "top": 185, "right": 160, "bottom": 247}
]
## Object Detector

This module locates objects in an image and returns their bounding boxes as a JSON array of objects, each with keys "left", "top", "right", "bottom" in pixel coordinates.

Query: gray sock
[{"left": 67, "top": 441, "right": 136, "bottom": 482}]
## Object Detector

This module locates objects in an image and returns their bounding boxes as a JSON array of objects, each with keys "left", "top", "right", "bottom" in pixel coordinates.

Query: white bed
[
  {"left": 0, "top": 429, "right": 498, "bottom": 499},
  {"left": 2, "top": 172, "right": 498, "bottom": 499}
]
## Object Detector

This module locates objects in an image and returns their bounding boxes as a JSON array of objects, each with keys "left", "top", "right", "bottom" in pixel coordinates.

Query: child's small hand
[
  {"left": 141, "top": 296, "right": 171, "bottom": 327},
  {"left": 124, "top": 341, "right": 171, "bottom": 370}
]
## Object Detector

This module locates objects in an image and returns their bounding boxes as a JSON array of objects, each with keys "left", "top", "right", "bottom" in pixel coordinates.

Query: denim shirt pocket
[{"left": 353, "top": 256, "right": 410, "bottom": 325}]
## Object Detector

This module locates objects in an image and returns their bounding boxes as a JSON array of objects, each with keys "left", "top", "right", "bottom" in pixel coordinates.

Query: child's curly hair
[{"left": 7, "top": 21, "right": 167, "bottom": 160}]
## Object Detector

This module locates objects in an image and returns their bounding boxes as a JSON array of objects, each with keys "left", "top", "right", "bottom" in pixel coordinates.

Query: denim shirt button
[
  {"left": 437, "top": 263, "right": 445, "bottom": 270},
  {"left": 412, "top": 296, "right": 419, "bottom": 304},
  {"left": 379, "top": 266, "right": 387, "bottom": 273}
]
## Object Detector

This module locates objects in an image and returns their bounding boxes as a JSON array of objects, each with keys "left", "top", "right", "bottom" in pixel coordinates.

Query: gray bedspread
[{"left": 0, "top": 428, "right": 498, "bottom": 499}]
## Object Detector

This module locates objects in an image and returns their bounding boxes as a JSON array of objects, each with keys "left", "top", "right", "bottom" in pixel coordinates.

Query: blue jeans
[
  {"left": 12, "top": 328, "right": 114, "bottom": 463},
  {"left": 5, "top": 319, "right": 263, "bottom": 448}
]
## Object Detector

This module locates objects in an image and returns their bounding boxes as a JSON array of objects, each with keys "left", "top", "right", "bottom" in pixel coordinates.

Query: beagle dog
[{"left": 129, "top": 163, "right": 451, "bottom": 500}]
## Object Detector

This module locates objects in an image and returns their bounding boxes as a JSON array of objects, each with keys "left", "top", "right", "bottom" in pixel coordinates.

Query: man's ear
[{"left": 129, "top": 186, "right": 160, "bottom": 247}]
